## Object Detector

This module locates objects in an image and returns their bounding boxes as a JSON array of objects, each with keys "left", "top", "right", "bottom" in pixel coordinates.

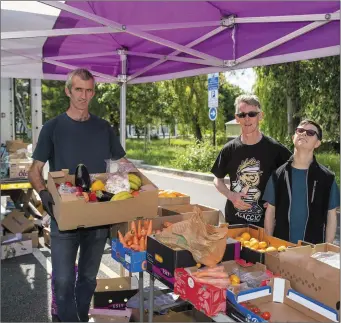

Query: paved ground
[{"left": 1, "top": 169, "right": 339, "bottom": 322}]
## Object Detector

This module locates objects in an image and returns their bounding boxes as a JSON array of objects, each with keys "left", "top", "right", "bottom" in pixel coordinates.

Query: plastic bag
[
  {"left": 58, "top": 184, "right": 77, "bottom": 194},
  {"left": 230, "top": 269, "right": 271, "bottom": 289},
  {"left": 105, "top": 159, "right": 137, "bottom": 174},
  {"left": 311, "top": 251, "right": 340, "bottom": 269},
  {"left": 105, "top": 172, "right": 130, "bottom": 194}
]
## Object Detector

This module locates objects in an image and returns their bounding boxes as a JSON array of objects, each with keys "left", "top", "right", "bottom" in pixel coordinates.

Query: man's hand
[
  {"left": 39, "top": 190, "right": 55, "bottom": 217},
  {"left": 227, "top": 191, "right": 252, "bottom": 210}
]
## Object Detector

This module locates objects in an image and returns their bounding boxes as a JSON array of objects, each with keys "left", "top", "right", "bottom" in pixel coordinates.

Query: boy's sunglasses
[
  {"left": 236, "top": 111, "right": 260, "bottom": 118},
  {"left": 295, "top": 127, "right": 321, "bottom": 139}
]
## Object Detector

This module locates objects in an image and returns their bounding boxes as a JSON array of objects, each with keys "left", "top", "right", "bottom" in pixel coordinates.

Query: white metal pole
[
  {"left": 119, "top": 52, "right": 127, "bottom": 151},
  {"left": 10, "top": 78, "right": 15, "bottom": 141},
  {"left": 30, "top": 79, "right": 42, "bottom": 149}
]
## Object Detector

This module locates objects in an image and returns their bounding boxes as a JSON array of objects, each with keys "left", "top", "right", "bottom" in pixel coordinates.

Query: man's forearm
[
  {"left": 213, "top": 177, "right": 231, "bottom": 199},
  {"left": 28, "top": 163, "right": 46, "bottom": 193},
  {"left": 326, "top": 209, "right": 337, "bottom": 243},
  {"left": 264, "top": 205, "right": 276, "bottom": 236}
]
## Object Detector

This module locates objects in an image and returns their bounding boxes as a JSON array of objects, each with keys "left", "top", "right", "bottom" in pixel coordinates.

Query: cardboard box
[
  {"left": 147, "top": 236, "right": 240, "bottom": 289},
  {"left": 1, "top": 210, "right": 35, "bottom": 234},
  {"left": 175, "top": 260, "right": 271, "bottom": 317},
  {"left": 1, "top": 234, "right": 33, "bottom": 259},
  {"left": 265, "top": 243, "right": 340, "bottom": 314},
  {"left": 43, "top": 227, "right": 51, "bottom": 248},
  {"left": 227, "top": 224, "right": 295, "bottom": 264},
  {"left": 88, "top": 308, "right": 131, "bottom": 322},
  {"left": 47, "top": 169, "right": 158, "bottom": 230},
  {"left": 3, "top": 230, "right": 39, "bottom": 248},
  {"left": 9, "top": 159, "right": 31, "bottom": 178},
  {"left": 6, "top": 140, "right": 29, "bottom": 153},
  {"left": 158, "top": 194, "right": 190, "bottom": 207},
  {"left": 112, "top": 239, "right": 147, "bottom": 273},
  {"left": 158, "top": 204, "right": 222, "bottom": 218},
  {"left": 93, "top": 277, "right": 138, "bottom": 310},
  {"left": 226, "top": 278, "right": 339, "bottom": 322}
]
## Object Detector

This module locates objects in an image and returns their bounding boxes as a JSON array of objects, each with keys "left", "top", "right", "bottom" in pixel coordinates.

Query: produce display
[
  {"left": 56, "top": 164, "right": 143, "bottom": 203},
  {"left": 234, "top": 232, "right": 287, "bottom": 252}
]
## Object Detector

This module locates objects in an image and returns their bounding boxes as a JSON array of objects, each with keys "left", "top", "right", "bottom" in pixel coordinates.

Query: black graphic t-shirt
[{"left": 211, "top": 135, "right": 291, "bottom": 227}]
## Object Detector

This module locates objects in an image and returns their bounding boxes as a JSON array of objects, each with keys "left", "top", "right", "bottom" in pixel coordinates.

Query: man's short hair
[
  {"left": 65, "top": 68, "right": 95, "bottom": 92},
  {"left": 234, "top": 94, "right": 261, "bottom": 114},
  {"left": 298, "top": 119, "right": 323, "bottom": 140}
]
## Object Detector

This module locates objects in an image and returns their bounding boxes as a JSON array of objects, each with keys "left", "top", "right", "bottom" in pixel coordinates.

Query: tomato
[
  {"left": 250, "top": 307, "right": 260, "bottom": 314},
  {"left": 65, "top": 181, "right": 73, "bottom": 187},
  {"left": 261, "top": 312, "right": 271, "bottom": 320},
  {"left": 240, "top": 302, "right": 248, "bottom": 307}
]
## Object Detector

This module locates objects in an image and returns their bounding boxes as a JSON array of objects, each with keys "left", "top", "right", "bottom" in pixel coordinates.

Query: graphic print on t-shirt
[{"left": 231, "top": 158, "right": 263, "bottom": 222}]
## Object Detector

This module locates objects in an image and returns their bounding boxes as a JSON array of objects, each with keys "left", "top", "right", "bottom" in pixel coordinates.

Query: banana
[
  {"left": 129, "top": 181, "right": 139, "bottom": 191},
  {"left": 111, "top": 191, "right": 133, "bottom": 201},
  {"left": 128, "top": 173, "right": 142, "bottom": 188}
]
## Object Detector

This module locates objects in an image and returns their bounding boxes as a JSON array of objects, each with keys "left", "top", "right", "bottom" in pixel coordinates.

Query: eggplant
[
  {"left": 75, "top": 164, "right": 91, "bottom": 192},
  {"left": 95, "top": 190, "right": 114, "bottom": 202}
]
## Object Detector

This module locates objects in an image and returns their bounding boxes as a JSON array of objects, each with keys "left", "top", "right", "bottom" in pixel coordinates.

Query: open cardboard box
[
  {"left": 1, "top": 210, "right": 35, "bottom": 234},
  {"left": 226, "top": 278, "right": 339, "bottom": 322},
  {"left": 93, "top": 276, "right": 138, "bottom": 310},
  {"left": 265, "top": 243, "right": 340, "bottom": 316},
  {"left": 158, "top": 192, "right": 190, "bottom": 207},
  {"left": 1, "top": 234, "right": 33, "bottom": 259},
  {"left": 227, "top": 224, "right": 296, "bottom": 264},
  {"left": 175, "top": 260, "right": 272, "bottom": 317},
  {"left": 158, "top": 204, "right": 223, "bottom": 218},
  {"left": 111, "top": 211, "right": 222, "bottom": 273},
  {"left": 47, "top": 169, "right": 158, "bottom": 230}
]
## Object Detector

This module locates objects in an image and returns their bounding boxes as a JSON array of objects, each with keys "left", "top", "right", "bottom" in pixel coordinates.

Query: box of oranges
[{"left": 227, "top": 224, "right": 296, "bottom": 264}]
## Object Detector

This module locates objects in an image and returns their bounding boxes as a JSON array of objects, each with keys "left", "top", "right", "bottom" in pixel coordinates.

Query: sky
[{"left": 1, "top": 1, "right": 257, "bottom": 92}]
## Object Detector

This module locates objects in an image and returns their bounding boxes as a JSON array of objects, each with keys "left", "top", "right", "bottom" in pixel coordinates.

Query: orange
[
  {"left": 249, "top": 240, "right": 259, "bottom": 250},
  {"left": 241, "top": 232, "right": 251, "bottom": 241},
  {"left": 266, "top": 246, "right": 277, "bottom": 252},
  {"left": 259, "top": 241, "right": 268, "bottom": 249},
  {"left": 277, "top": 246, "right": 287, "bottom": 252}
]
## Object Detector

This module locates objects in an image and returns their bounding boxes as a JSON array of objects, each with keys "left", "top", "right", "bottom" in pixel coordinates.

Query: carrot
[
  {"left": 131, "top": 221, "right": 137, "bottom": 235},
  {"left": 127, "top": 240, "right": 133, "bottom": 246},
  {"left": 137, "top": 220, "right": 142, "bottom": 238},
  {"left": 145, "top": 236, "right": 147, "bottom": 250},
  {"left": 147, "top": 220, "right": 153, "bottom": 236},
  {"left": 139, "top": 236, "right": 145, "bottom": 251},
  {"left": 133, "top": 235, "right": 139, "bottom": 246},
  {"left": 163, "top": 221, "right": 173, "bottom": 228},
  {"left": 144, "top": 220, "right": 149, "bottom": 230},
  {"left": 140, "top": 228, "right": 146, "bottom": 237},
  {"left": 124, "top": 230, "right": 134, "bottom": 242},
  {"left": 192, "top": 266, "right": 224, "bottom": 276},
  {"left": 117, "top": 231, "right": 127, "bottom": 247}
]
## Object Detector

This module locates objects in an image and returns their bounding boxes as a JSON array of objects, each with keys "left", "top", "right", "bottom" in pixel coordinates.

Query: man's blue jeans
[{"left": 50, "top": 218, "right": 108, "bottom": 322}]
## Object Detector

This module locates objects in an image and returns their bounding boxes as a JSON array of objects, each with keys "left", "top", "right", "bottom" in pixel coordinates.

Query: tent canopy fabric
[{"left": 1, "top": 1, "right": 340, "bottom": 83}]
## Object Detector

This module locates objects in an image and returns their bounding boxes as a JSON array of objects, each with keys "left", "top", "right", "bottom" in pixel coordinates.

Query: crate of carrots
[{"left": 111, "top": 218, "right": 174, "bottom": 272}]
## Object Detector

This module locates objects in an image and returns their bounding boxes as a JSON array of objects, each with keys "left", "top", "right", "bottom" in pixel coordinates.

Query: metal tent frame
[{"left": 1, "top": 1, "right": 340, "bottom": 150}]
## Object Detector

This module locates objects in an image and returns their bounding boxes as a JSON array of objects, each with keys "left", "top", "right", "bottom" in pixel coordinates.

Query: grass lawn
[{"left": 126, "top": 138, "right": 340, "bottom": 185}]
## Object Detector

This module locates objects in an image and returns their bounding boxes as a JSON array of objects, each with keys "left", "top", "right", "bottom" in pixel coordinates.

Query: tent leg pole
[
  {"left": 30, "top": 79, "right": 42, "bottom": 150},
  {"left": 119, "top": 52, "right": 127, "bottom": 151}
]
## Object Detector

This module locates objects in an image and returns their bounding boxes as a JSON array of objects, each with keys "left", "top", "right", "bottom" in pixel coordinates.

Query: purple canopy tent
[{"left": 1, "top": 1, "right": 340, "bottom": 148}]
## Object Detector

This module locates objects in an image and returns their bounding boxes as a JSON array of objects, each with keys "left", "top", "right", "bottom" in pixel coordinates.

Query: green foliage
[
  {"left": 255, "top": 57, "right": 340, "bottom": 145},
  {"left": 171, "top": 140, "right": 219, "bottom": 172},
  {"left": 316, "top": 153, "right": 340, "bottom": 186}
]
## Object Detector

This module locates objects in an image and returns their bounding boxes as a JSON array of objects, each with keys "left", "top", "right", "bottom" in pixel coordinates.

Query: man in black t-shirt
[
  {"left": 28, "top": 69, "right": 126, "bottom": 322},
  {"left": 211, "top": 94, "right": 291, "bottom": 227}
]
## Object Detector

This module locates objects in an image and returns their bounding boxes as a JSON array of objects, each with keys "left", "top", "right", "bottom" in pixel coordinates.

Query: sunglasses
[
  {"left": 236, "top": 111, "right": 260, "bottom": 118},
  {"left": 295, "top": 127, "right": 320, "bottom": 139}
]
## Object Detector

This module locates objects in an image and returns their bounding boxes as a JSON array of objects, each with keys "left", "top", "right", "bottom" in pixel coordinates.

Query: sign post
[{"left": 208, "top": 73, "right": 219, "bottom": 146}]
